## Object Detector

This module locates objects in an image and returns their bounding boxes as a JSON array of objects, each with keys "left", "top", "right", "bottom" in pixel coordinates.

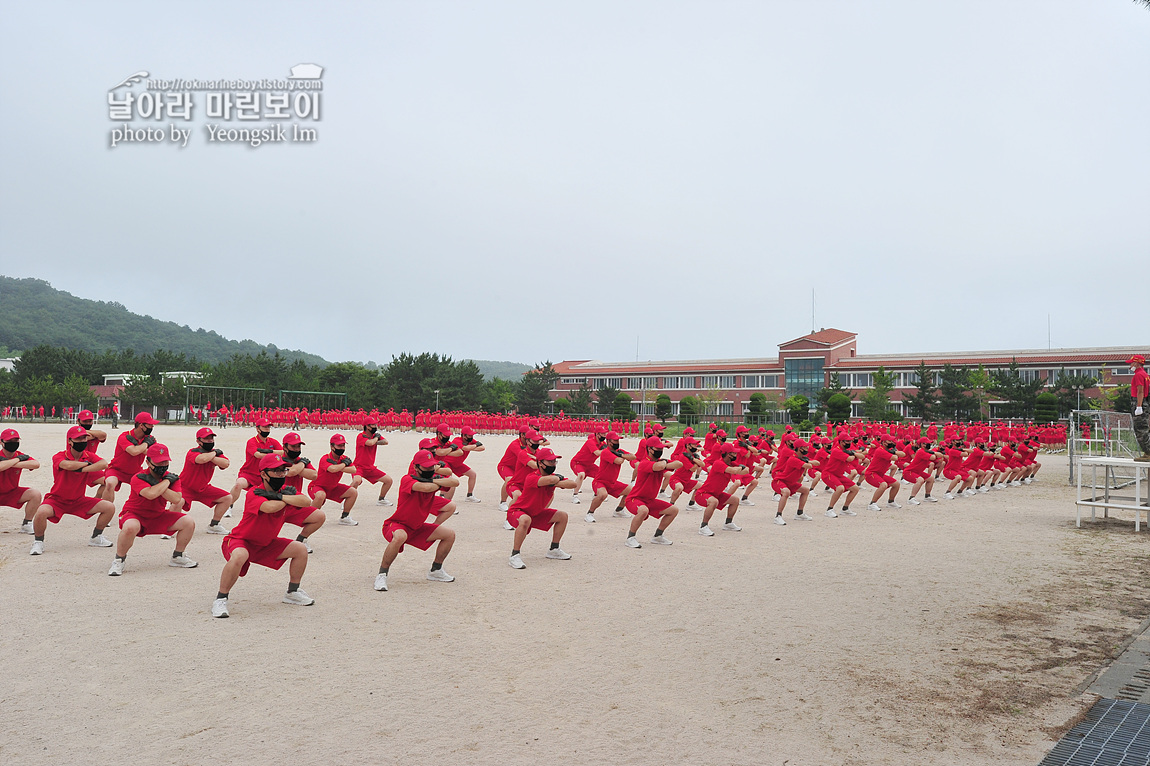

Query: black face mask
[
  {"left": 258, "top": 430, "right": 271, "bottom": 439},
  {"left": 79, "top": 422, "right": 93, "bottom": 431},
  {"left": 438, "top": 436, "right": 449, "bottom": 445},
  {"left": 528, "top": 443, "right": 540, "bottom": 452},
  {"left": 285, "top": 448, "right": 301, "bottom": 460},
  {"left": 151, "top": 463, "right": 168, "bottom": 477},
  {"left": 142, "top": 425, "right": 154, "bottom": 435},
  {"left": 201, "top": 442, "right": 215, "bottom": 452},
  {"left": 332, "top": 447, "right": 345, "bottom": 456},
  {"left": 650, "top": 449, "right": 663, "bottom": 460},
  {"left": 724, "top": 455, "right": 737, "bottom": 463},
  {"left": 368, "top": 426, "right": 377, "bottom": 433},
  {"left": 541, "top": 463, "right": 557, "bottom": 475},
  {"left": 266, "top": 475, "right": 286, "bottom": 491},
  {"left": 71, "top": 442, "right": 88, "bottom": 454},
  {"left": 418, "top": 469, "right": 436, "bottom": 482},
  {"left": 3, "top": 440, "right": 19, "bottom": 452}
]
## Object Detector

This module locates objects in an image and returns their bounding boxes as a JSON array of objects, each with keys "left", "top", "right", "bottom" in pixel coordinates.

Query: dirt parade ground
[{"left": 2, "top": 421, "right": 1149, "bottom": 766}]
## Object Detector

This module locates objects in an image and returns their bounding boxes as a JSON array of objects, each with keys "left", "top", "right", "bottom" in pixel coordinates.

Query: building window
[
  {"left": 560, "top": 377, "right": 586, "bottom": 386},
  {"left": 701, "top": 375, "right": 735, "bottom": 389},
  {"left": 784, "top": 358, "right": 824, "bottom": 398},
  {"left": 844, "top": 372, "right": 871, "bottom": 389},
  {"left": 594, "top": 377, "right": 624, "bottom": 390}
]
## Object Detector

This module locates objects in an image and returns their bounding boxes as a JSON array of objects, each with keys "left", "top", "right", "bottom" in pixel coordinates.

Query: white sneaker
[
  {"left": 659, "top": 489, "right": 671, "bottom": 498},
  {"left": 840, "top": 508, "right": 857, "bottom": 516},
  {"left": 612, "top": 508, "right": 627, "bottom": 518},
  {"left": 908, "top": 497, "right": 921, "bottom": 505},
  {"left": 1011, "top": 481, "right": 1022, "bottom": 487},
  {"left": 376, "top": 498, "right": 391, "bottom": 506},
  {"left": 108, "top": 558, "right": 125, "bottom": 576},
  {"left": 808, "top": 491, "right": 819, "bottom": 498},
  {"left": 943, "top": 492, "right": 955, "bottom": 500},
  {"left": 925, "top": 496, "right": 938, "bottom": 503},
  {"left": 795, "top": 513, "right": 814, "bottom": 521},
  {"left": 338, "top": 516, "right": 358, "bottom": 526},
  {"left": 223, "top": 508, "right": 233, "bottom": 518},
  {"left": 572, "top": 494, "right": 581, "bottom": 504},
  {"left": 686, "top": 502, "right": 700, "bottom": 510},
  {"left": 773, "top": 516, "right": 787, "bottom": 526},
  {"left": 887, "top": 501, "right": 902, "bottom": 509},
  {"left": 545, "top": 547, "right": 572, "bottom": 560},
  {"left": 160, "top": 534, "right": 173, "bottom": 540},
  {"left": 19, "top": 520, "right": 33, "bottom": 534},
  {"left": 624, "top": 536, "right": 642, "bottom": 548},
  {"left": 282, "top": 589, "right": 315, "bottom": 606},
  {"left": 509, "top": 553, "right": 526, "bottom": 569},
  {"left": 978, "top": 487, "right": 990, "bottom": 493},
  {"left": 302, "top": 539, "right": 313, "bottom": 554},
  {"left": 867, "top": 503, "right": 881, "bottom": 511},
  {"left": 502, "top": 519, "right": 514, "bottom": 530},
  {"left": 584, "top": 513, "right": 596, "bottom": 523},
  {"left": 169, "top": 555, "right": 198, "bottom": 568},
  {"left": 464, "top": 495, "right": 481, "bottom": 503},
  {"left": 825, "top": 509, "right": 838, "bottom": 518},
  {"left": 900, "top": 479, "right": 912, "bottom": 486},
  {"left": 773, "top": 494, "right": 782, "bottom": 501},
  {"left": 374, "top": 572, "right": 388, "bottom": 591},
  {"left": 498, "top": 501, "right": 508, "bottom": 512},
  {"left": 1024, "top": 478, "right": 1033, "bottom": 485},
  {"left": 89, "top": 534, "right": 113, "bottom": 548},
  {"left": 30, "top": 540, "right": 44, "bottom": 555},
  {"left": 722, "top": 521, "right": 742, "bottom": 531},
  {"left": 206, "top": 523, "right": 229, "bottom": 535},
  {"left": 427, "top": 568, "right": 455, "bottom": 582},
  {"left": 741, "top": 498, "right": 756, "bottom": 507},
  {"left": 649, "top": 534, "right": 672, "bottom": 545},
  {"left": 211, "top": 597, "right": 229, "bottom": 618},
  {"left": 699, "top": 524, "right": 715, "bottom": 536}
]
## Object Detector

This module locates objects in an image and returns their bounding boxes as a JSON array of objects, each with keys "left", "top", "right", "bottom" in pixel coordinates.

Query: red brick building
[{"left": 550, "top": 329, "right": 1143, "bottom": 419}]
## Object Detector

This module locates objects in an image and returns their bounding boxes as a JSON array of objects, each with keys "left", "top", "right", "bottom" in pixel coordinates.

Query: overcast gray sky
[{"left": 2, "top": 1, "right": 1147, "bottom": 366}]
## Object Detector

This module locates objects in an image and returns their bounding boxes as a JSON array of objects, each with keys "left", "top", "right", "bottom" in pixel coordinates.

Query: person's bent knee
[{"left": 553, "top": 510, "right": 568, "bottom": 524}]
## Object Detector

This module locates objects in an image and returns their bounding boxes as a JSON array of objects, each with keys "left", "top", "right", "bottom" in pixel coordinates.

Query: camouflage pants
[{"left": 1135, "top": 409, "right": 1150, "bottom": 455}]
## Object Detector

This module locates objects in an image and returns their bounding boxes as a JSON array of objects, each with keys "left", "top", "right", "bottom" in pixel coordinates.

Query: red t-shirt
[
  {"left": 508, "top": 472, "right": 557, "bottom": 514},
  {"left": 122, "top": 473, "right": 180, "bottom": 516},
  {"left": 109, "top": 431, "right": 148, "bottom": 475},
  {"left": 389, "top": 474, "right": 438, "bottom": 528},
  {"left": 181, "top": 447, "right": 225, "bottom": 491},
  {"left": 773, "top": 455, "right": 807, "bottom": 485},
  {"left": 0, "top": 450, "right": 33, "bottom": 493},
  {"left": 228, "top": 488, "right": 289, "bottom": 546},
  {"left": 353, "top": 432, "right": 380, "bottom": 468},
  {"left": 240, "top": 435, "right": 282, "bottom": 477},
  {"left": 49, "top": 449, "right": 96, "bottom": 501},
  {"left": 596, "top": 448, "right": 625, "bottom": 483},
  {"left": 866, "top": 447, "right": 894, "bottom": 477},
  {"left": 1132, "top": 368, "right": 1150, "bottom": 402},
  {"left": 312, "top": 452, "right": 353, "bottom": 492},
  {"left": 630, "top": 459, "right": 666, "bottom": 501}
]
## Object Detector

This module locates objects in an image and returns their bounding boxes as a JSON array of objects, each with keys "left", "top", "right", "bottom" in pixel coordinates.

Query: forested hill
[
  {"left": 0, "top": 276, "right": 329, "bottom": 365},
  {"left": 467, "top": 360, "right": 534, "bottom": 381}
]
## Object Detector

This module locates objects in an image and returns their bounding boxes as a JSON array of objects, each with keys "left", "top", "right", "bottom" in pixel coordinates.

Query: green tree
[
  {"left": 903, "top": 361, "right": 937, "bottom": 420},
  {"left": 1053, "top": 370, "right": 1098, "bottom": 417},
  {"left": 1034, "top": 392, "right": 1059, "bottom": 423},
  {"left": 784, "top": 395, "right": 810, "bottom": 425},
  {"left": 613, "top": 392, "right": 635, "bottom": 421},
  {"left": 1108, "top": 384, "right": 1133, "bottom": 415},
  {"left": 815, "top": 373, "right": 851, "bottom": 411},
  {"left": 861, "top": 367, "right": 896, "bottom": 421},
  {"left": 481, "top": 377, "right": 517, "bottom": 413},
  {"left": 554, "top": 397, "right": 572, "bottom": 412},
  {"left": 655, "top": 394, "right": 673, "bottom": 423},
  {"left": 746, "top": 392, "right": 768, "bottom": 425},
  {"left": 989, "top": 359, "right": 1044, "bottom": 419},
  {"left": 568, "top": 380, "right": 595, "bottom": 415},
  {"left": 968, "top": 365, "right": 991, "bottom": 421},
  {"left": 595, "top": 386, "right": 621, "bottom": 416},
  {"left": 516, "top": 362, "right": 559, "bottom": 416},
  {"left": 826, "top": 392, "right": 852, "bottom": 423},
  {"left": 678, "top": 395, "right": 699, "bottom": 424},
  {"left": 937, "top": 363, "right": 975, "bottom": 421}
]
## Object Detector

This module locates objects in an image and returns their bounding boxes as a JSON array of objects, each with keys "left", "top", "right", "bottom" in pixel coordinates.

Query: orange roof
[{"left": 780, "top": 328, "right": 857, "bottom": 347}]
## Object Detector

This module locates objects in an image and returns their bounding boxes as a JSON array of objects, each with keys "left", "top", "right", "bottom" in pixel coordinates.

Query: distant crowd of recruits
[{"left": 0, "top": 410, "right": 1053, "bottom": 618}]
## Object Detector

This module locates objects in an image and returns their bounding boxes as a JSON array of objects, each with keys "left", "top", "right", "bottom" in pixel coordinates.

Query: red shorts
[
  {"left": 673, "top": 477, "right": 699, "bottom": 493},
  {"left": 85, "top": 469, "right": 106, "bottom": 487},
  {"left": 571, "top": 462, "right": 598, "bottom": 479},
  {"left": 310, "top": 483, "right": 351, "bottom": 503},
  {"left": 943, "top": 469, "right": 969, "bottom": 481},
  {"left": 181, "top": 485, "right": 231, "bottom": 509},
  {"left": 119, "top": 509, "right": 186, "bottom": 537},
  {"left": 822, "top": 475, "right": 855, "bottom": 491},
  {"left": 497, "top": 465, "right": 515, "bottom": 481},
  {"left": 625, "top": 496, "right": 673, "bottom": 519},
  {"left": 806, "top": 466, "right": 820, "bottom": 479},
  {"left": 771, "top": 478, "right": 801, "bottom": 495},
  {"left": 106, "top": 466, "right": 136, "bottom": 487},
  {"left": 865, "top": 473, "right": 898, "bottom": 488},
  {"left": 902, "top": 469, "right": 927, "bottom": 483},
  {"left": 0, "top": 486, "right": 32, "bottom": 508},
  {"left": 237, "top": 469, "right": 261, "bottom": 487},
  {"left": 43, "top": 494, "right": 103, "bottom": 523},
  {"left": 592, "top": 478, "right": 628, "bottom": 498},
  {"left": 507, "top": 508, "right": 558, "bottom": 533},
  {"left": 283, "top": 506, "right": 320, "bottom": 526},
  {"left": 222, "top": 535, "right": 292, "bottom": 577},
  {"left": 694, "top": 490, "right": 732, "bottom": 508},
  {"left": 355, "top": 465, "right": 387, "bottom": 484},
  {"left": 427, "top": 494, "right": 450, "bottom": 520},
  {"left": 382, "top": 520, "right": 439, "bottom": 552},
  {"left": 736, "top": 472, "right": 756, "bottom": 487}
]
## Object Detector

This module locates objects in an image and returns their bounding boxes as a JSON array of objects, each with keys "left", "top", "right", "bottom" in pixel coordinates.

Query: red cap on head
[
  {"left": 135, "top": 412, "right": 157, "bottom": 425},
  {"left": 526, "top": 430, "right": 541, "bottom": 442},
  {"left": 259, "top": 453, "right": 291, "bottom": 471},
  {"left": 682, "top": 427, "right": 696, "bottom": 436},
  {"left": 536, "top": 447, "right": 560, "bottom": 461},
  {"left": 716, "top": 429, "right": 727, "bottom": 438},
  {"left": 518, "top": 424, "right": 531, "bottom": 435},
  {"left": 283, "top": 432, "right": 304, "bottom": 445},
  {"left": 461, "top": 426, "right": 475, "bottom": 436},
  {"left": 718, "top": 443, "right": 736, "bottom": 454},
  {"left": 735, "top": 425, "right": 749, "bottom": 434},
  {"left": 416, "top": 455, "right": 440, "bottom": 470},
  {"left": 709, "top": 422, "right": 718, "bottom": 429},
  {"left": 2, "top": 428, "right": 20, "bottom": 441},
  {"left": 330, "top": 434, "right": 346, "bottom": 445},
  {"left": 643, "top": 437, "right": 665, "bottom": 452},
  {"left": 419, "top": 438, "right": 436, "bottom": 449},
  {"left": 436, "top": 423, "right": 452, "bottom": 436},
  {"left": 67, "top": 425, "right": 88, "bottom": 441},
  {"left": 77, "top": 410, "right": 95, "bottom": 421},
  {"left": 1128, "top": 355, "right": 1146, "bottom": 365},
  {"left": 651, "top": 422, "right": 665, "bottom": 431},
  {"left": 146, "top": 443, "right": 171, "bottom": 462},
  {"left": 758, "top": 427, "right": 767, "bottom": 434},
  {"left": 196, "top": 427, "right": 216, "bottom": 439},
  {"left": 605, "top": 431, "right": 620, "bottom": 440},
  {"left": 363, "top": 416, "right": 377, "bottom": 425},
  {"left": 255, "top": 418, "right": 272, "bottom": 428},
  {"left": 766, "top": 430, "right": 775, "bottom": 437},
  {"left": 529, "top": 418, "right": 541, "bottom": 427}
]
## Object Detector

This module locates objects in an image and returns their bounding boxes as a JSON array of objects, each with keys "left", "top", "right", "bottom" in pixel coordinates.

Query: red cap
[
  {"left": 710, "top": 422, "right": 717, "bottom": 429},
  {"left": 758, "top": 427, "right": 767, "bottom": 434},
  {"left": 196, "top": 427, "right": 216, "bottom": 439},
  {"left": 77, "top": 410, "right": 95, "bottom": 422},
  {"left": 436, "top": 423, "right": 452, "bottom": 436},
  {"left": 283, "top": 432, "right": 304, "bottom": 445},
  {"left": 259, "top": 453, "right": 291, "bottom": 471},
  {"left": 716, "top": 429, "right": 727, "bottom": 438},
  {"left": 363, "top": 416, "right": 377, "bottom": 425},
  {"left": 651, "top": 422, "right": 665, "bottom": 431},
  {"left": 766, "top": 430, "right": 775, "bottom": 437},
  {"left": 2, "top": 428, "right": 19, "bottom": 441},
  {"left": 529, "top": 418, "right": 541, "bottom": 427},
  {"left": 146, "top": 443, "right": 171, "bottom": 462},
  {"left": 419, "top": 438, "right": 436, "bottom": 449},
  {"left": 718, "top": 443, "right": 736, "bottom": 454},
  {"left": 518, "top": 424, "right": 532, "bottom": 435},
  {"left": 330, "top": 434, "right": 347, "bottom": 445},
  {"left": 255, "top": 418, "right": 272, "bottom": 427},
  {"left": 643, "top": 437, "right": 665, "bottom": 452},
  {"left": 461, "top": 426, "right": 475, "bottom": 436},
  {"left": 135, "top": 412, "right": 158, "bottom": 425},
  {"left": 593, "top": 423, "right": 607, "bottom": 434},
  {"left": 735, "top": 425, "right": 749, "bottom": 434},
  {"left": 1128, "top": 355, "right": 1146, "bottom": 365},
  {"left": 67, "top": 425, "right": 88, "bottom": 440},
  {"left": 526, "top": 430, "right": 541, "bottom": 442},
  {"left": 682, "top": 427, "right": 696, "bottom": 436},
  {"left": 536, "top": 447, "right": 560, "bottom": 461},
  {"left": 416, "top": 455, "right": 440, "bottom": 470},
  {"left": 605, "top": 430, "right": 620, "bottom": 440}
]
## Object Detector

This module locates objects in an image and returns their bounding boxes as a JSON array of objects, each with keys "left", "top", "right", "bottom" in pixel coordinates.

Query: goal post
[{"left": 184, "top": 385, "right": 266, "bottom": 426}]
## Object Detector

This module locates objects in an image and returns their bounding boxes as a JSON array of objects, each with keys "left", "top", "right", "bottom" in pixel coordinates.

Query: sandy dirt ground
[{"left": 2, "top": 421, "right": 1149, "bottom": 766}]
